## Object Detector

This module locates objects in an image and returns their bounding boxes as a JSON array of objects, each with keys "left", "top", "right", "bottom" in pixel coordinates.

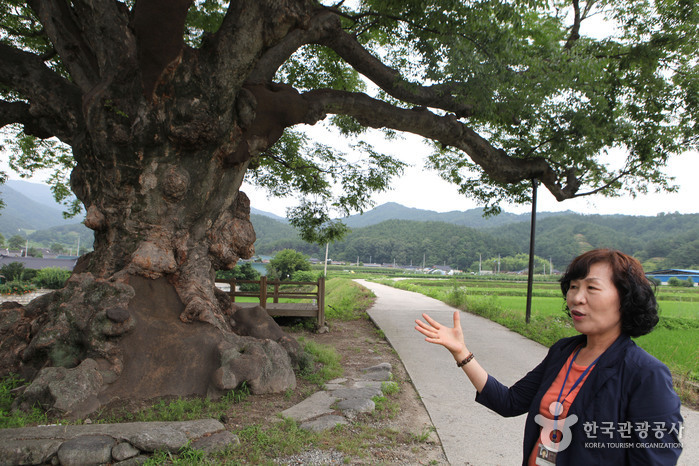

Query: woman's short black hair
[{"left": 560, "top": 249, "right": 659, "bottom": 337}]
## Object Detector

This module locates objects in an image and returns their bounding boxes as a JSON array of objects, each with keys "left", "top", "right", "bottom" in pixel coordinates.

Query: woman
[{"left": 415, "top": 249, "right": 683, "bottom": 465}]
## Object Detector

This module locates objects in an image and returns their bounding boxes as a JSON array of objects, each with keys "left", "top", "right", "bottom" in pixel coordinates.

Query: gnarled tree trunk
[{"left": 0, "top": 1, "right": 309, "bottom": 417}]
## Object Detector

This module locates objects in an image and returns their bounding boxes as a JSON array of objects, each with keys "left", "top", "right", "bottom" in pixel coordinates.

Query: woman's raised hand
[{"left": 414, "top": 311, "right": 468, "bottom": 358}]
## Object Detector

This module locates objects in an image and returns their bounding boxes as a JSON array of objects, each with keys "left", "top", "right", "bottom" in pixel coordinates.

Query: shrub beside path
[{"left": 355, "top": 279, "right": 698, "bottom": 466}]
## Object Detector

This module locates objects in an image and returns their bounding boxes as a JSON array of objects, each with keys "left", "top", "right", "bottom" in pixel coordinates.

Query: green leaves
[{"left": 248, "top": 129, "right": 406, "bottom": 244}]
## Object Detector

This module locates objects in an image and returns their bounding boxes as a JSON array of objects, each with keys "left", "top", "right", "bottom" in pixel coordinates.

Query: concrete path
[{"left": 355, "top": 279, "right": 698, "bottom": 466}]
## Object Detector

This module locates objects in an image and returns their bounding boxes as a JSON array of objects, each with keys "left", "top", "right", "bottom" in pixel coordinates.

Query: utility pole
[
  {"left": 479, "top": 253, "right": 482, "bottom": 275},
  {"left": 323, "top": 242, "right": 329, "bottom": 277},
  {"left": 525, "top": 179, "right": 538, "bottom": 324}
]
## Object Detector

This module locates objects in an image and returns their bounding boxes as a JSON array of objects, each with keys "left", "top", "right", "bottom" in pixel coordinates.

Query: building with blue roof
[{"left": 646, "top": 269, "right": 699, "bottom": 286}]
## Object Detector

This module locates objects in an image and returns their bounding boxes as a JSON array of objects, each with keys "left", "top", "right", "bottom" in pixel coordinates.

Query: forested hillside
[
  {"left": 328, "top": 220, "right": 518, "bottom": 270},
  {"left": 254, "top": 212, "right": 699, "bottom": 271},
  {"left": 487, "top": 213, "right": 699, "bottom": 269}
]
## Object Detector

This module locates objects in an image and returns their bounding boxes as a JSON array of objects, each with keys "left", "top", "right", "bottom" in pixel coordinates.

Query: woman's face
[{"left": 566, "top": 261, "right": 622, "bottom": 342}]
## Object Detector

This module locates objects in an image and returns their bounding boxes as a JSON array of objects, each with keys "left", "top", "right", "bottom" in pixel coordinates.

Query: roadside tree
[
  {"left": 268, "top": 249, "right": 312, "bottom": 281},
  {"left": 0, "top": 1, "right": 696, "bottom": 415},
  {"left": 7, "top": 235, "right": 25, "bottom": 251},
  {"left": 50, "top": 243, "right": 65, "bottom": 254}
]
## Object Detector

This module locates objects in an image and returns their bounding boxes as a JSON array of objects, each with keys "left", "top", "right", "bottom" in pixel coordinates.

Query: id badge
[{"left": 535, "top": 444, "right": 558, "bottom": 466}]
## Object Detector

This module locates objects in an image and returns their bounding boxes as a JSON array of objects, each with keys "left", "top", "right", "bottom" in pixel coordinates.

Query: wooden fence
[{"left": 221, "top": 276, "right": 326, "bottom": 328}]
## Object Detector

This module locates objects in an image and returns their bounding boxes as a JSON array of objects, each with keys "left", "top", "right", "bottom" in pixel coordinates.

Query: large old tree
[{"left": 0, "top": 1, "right": 696, "bottom": 415}]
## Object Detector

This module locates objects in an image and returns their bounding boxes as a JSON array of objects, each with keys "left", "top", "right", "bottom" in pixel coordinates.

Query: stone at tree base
[
  {"left": 2, "top": 259, "right": 301, "bottom": 417},
  {"left": 189, "top": 431, "right": 240, "bottom": 455},
  {"left": 214, "top": 336, "right": 296, "bottom": 394},
  {"left": 128, "top": 426, "right": 189, "bottom": 453},
  {"left": 231, "top": 305, "right": 285, "bottom": 340},
  {"left": 22, "top": 359, "right": 104, "bottom": 417},
  {"left": 106, "top": 307, "right": 131, "bottom": 323},
  {"left": 56, "top": 435, "right": 115, "bottom": 466},
  {"left": 111, "top": 442, "right": 140, "bottom": 461},
  {"left": 0, "top": 438, "right": 62, "bottom": 466}
]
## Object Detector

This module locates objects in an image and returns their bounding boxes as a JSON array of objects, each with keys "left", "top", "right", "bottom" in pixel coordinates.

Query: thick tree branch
[
  {"left": 249, "top": 8, "right": 476, "bottom": 120},
  {"left": 27, "top": 0, "right": 97, "bottom": 90},
  {"left": 314, "top": 15, "right": 476, "bottom": 119},
  {"left": 248, "top": 9, "right": 338, "bottom": 83},
  {"left": 28, "top": 0, "right": 134, "bottom": 92},
  {"left": 0, "top": 44, "right": 82, "bottom": 141},
  {"left": 209, "top": 0, "right": 311, "bottom": 91},
  {"left": 297, "top": 88, "right": 580, "bottom": 200},
  {"left": 133, "top": 0, "right": 192, "bottom": 97},
  {"left": 0, "top": 100, "right": 60, "bottom": 140}
]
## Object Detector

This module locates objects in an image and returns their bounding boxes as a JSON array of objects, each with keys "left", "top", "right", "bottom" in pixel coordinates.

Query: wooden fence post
[
  {"left": 273, "top": 281, "right": 280, "bottom": 303},
  {"left": 260, "top": 276, "right": 267, "bottom": 309}
]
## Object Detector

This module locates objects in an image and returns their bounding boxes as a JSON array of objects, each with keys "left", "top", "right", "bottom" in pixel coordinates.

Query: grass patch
[
  {"left": 325, "top": 278, "right": 375, "bottom": 320},
  {"left": 0, "top": 374, "right": 48, "bottom": 429},
  {"left": 144, "top": 444, "right": 208, "bottom": 465},
  {"left": 91, "top": 384, "right": 250, "bottom": 424},
  {"left": 234, "top": 417, "right": 319, "bottom": 463},
  {"left": 297, "top": 338, "right": 343, "bottom": 387}
]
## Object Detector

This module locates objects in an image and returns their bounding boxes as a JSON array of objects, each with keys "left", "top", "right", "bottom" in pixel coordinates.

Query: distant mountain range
[
  {"left": 340, "top": 201, "right": 569, "bottom": 229},
  {"left": 0, "top": 180, "right": 82, "bottom": 233},
  {"left": 1, "top": 180, "right": 697, "bottom": 270}
]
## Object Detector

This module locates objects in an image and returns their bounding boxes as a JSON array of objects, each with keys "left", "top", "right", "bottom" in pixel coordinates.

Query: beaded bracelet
[{"left": 457, "top": 352, "right": 475, "bottom": 368}]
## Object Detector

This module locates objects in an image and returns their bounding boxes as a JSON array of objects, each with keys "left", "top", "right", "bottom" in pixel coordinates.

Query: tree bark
[{"left": 0, "top": 1, "right": 311, "bottom": 416}]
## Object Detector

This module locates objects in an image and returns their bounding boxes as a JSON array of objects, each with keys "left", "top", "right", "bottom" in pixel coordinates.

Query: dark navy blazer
[{"left": 475, "top": 334, "right": 683, "bottom": 465}]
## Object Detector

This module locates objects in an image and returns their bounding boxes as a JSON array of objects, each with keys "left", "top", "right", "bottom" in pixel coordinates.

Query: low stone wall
[{"left": 0, "top": 419, "right": 236, "bottom": 466}]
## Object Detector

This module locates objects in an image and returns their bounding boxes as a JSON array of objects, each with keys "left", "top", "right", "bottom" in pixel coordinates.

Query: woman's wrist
[{"left": 452, "top": 347, "right": 470, "bottom": 363}]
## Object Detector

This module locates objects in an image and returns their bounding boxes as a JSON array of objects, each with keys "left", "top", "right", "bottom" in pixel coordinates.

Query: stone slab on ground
[
  {"left": 300, "top": 415, "right": 349, "bottom": 432},
  {"left": 278, "top": 362, "right": 394, "bottom": 431},
  {"left": 279, "top": 390, "right": 339, "bottom": 423}
]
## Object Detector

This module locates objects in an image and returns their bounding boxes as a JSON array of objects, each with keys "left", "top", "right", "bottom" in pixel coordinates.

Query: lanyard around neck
[
  {"left": 555, "top": 346, "right": 601, "bottom": 419},
  {"left": 550, "top": 346, "right": 601, "bottom": 444}
]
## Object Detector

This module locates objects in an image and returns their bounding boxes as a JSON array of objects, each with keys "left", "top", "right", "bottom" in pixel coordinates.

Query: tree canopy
[{"left": 1, "top": 0, "right": 696, "bottom": 242}]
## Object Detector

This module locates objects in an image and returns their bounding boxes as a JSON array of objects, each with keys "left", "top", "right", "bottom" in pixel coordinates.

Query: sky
[{"left": 242, "top": 125, "right": 699, "bottom": 219}]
